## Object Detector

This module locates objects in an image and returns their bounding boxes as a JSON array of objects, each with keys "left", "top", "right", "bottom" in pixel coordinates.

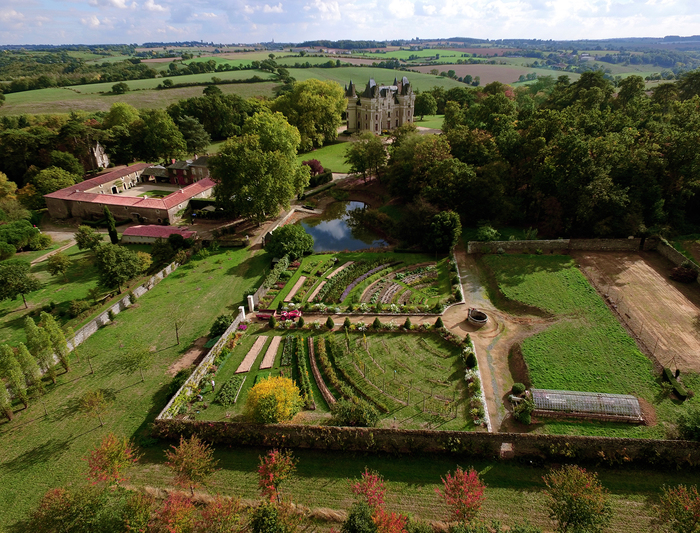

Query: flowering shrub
[
  {"left": 258, "top": 449, "right": 297, "bottom": 502},
  {"left": 244, "top": 376, "right": 302, "bottom": 423},
  {"left": 436, "top": 467, "right": 486, "bottom": 524},
  {"left": 238, "top": 324, "right": 247, "bottom": 331},
  {"left": 86, "top": 433, "right": 140, "bottom": 485}
]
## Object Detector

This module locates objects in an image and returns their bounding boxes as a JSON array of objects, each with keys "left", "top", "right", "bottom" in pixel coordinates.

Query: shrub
[
  {"left": 331, "top": 398, "right": 379, "bottom": 427},
  {"left": 344, "top": 317, "right": 352, "bottom": 329},
  {"left": 676, "top": 407, "right": 700, "bottom": 441},
  {"left": 436, "top": 466, "right": 486, "bottom": 524},
  {"left": 297, "top": 316, "right": 305, "bottom": 328},
  {"left": 0, "top": 242, "right": 15, "bottom": 260},
  {"left": 169, "top": 367, "right": 192, "bottom": 398},
  {"left": 670, "top": 266, "right": 698, "bottom": 283},
  {"left": 68, "top": 299, "right": 91, "bottom": 318},
  {"left": 654, "top": 484, "right": 700, "bottom": 533},
  {"left": 476, "top": 224, "right": 500, "bottom": 242},
  {"left": 326, "top": 316, "right": 335, "bottom": 330},
  {"left": 269, "top": 315, "right": 277, "bottom": 329},
  {"left": 403, "top": 317, "right": 412, "bottom": 329},
  {"left": 28, "top": 233, "right": 52, "bottom": 250},
  {"left": 250, "top": 502, "right": 284, "bottom": 533},
  {"left": 513, "top": 395, "right": 534, "bottom": 425},
  {"left": 245, "top": 376, "right": 302, "bottom": 423},
  {"left": 342, "top": 501, "right": 378, "bottom": 533},
  {"left": 465, "top": 352, "right": 477, "bottom": 369},
  {"left": 372, "top": 317, "right": 382, "bottom": 330},
  {"left": 216, "top": 375, "right": 245, "bottom": 406},
  {"left": 512, "top": 383, "right": 526, "bottom": 395},
  {"left": 435, "top": 316, "right": 444, "bottom": 328},
  {"left": 210, "top": 313, "right": 235, "bottom": 337},
  {"left": 664, "top": 367, "right": 688, "bottom": 400}
]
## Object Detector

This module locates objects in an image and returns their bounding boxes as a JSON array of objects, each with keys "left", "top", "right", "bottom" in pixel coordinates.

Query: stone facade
[{"left": 346, "top": 77, "right": 415, "bottom": 134}]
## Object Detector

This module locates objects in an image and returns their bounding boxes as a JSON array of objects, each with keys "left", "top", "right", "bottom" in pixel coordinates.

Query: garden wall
[
  {"left": 467, "top": 239, "right": 641, "bottom": 254},
  {"left": 654, "top": 239, "right": 700, "bottom": 273},
  {"left": 152, "top": 419, "right": 700, "bottom": 467},
  {"left": 158, "top": 306, "right": 246, "bottom": 419},
  {"left": 67, "top": 261, "right": 179, "bottom": 351}
]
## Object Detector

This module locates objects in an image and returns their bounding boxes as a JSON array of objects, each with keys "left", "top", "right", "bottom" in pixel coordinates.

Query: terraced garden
[
  {"left": 260, "top": 252, "right": 459, "bottom": 313},
  {"left": 192, "top": 327, "right": 484, "bottom": 431}
]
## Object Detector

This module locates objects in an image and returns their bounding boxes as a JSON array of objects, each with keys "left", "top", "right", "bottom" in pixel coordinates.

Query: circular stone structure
[{"left": 468, "top": 307, "right": 489, "bottom": 326}]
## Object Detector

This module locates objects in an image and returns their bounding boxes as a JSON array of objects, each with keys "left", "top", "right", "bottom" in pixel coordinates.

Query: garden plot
[
  {"left": 236, "top": 336, "right": 268, "bottom": 373},
  {"left": 483, "top": 253, "right": 700, "bottom": 438},
  {"left": 574, "top": 251, "right": 700, "bottom": 373},
  {"left": 267, "top": 252, "right": 455, "bottom": 311},
  {"left": 196, "top": 330, "right": 482, "bottom": 431}
]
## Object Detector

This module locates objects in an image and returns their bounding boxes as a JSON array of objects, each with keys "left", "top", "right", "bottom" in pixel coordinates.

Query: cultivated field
[
  {"left": 482, "top": 254, "right": 700, "bottom": 438},
  {"left": 413, "top": 64, "right": 577, "bottom": 85},
  {"left": 575, "top": 251, "right": 700, "bottom": 373}
]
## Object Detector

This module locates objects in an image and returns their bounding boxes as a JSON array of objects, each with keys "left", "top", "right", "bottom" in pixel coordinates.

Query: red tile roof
[
  {"left": 123, "top": 225, "right": 197, "bottom": 239},
  {"left": 45, "top": 164, "right": 151, "bottom": 200}
]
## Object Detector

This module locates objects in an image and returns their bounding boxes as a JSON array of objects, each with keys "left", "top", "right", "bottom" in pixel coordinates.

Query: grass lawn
[
  {"left": 414, "top": 114, "right": 444, "bottom": 129},
  {"left": 289, "top": 67, "right": 466, "bottom": 92},
  {"left": 297, "top": 141, "right": 352, "bottom": 173},
  {"left": 11, "top": 238, "right": 69, "bottom": 264},
  {"left": 137, "top": 190, "right": 174, "bottom": 198},
  {"left": 0, "top": 246, "right": 269, "bottom": 528},
  {"left": 197, "top": 328, "right": 477, "bottom": 431},
  {"left": 482, "top": 254, "right": 700, "bottom": 438}
]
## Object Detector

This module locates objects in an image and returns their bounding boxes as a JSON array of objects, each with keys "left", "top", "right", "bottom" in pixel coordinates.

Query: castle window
[{"left": 388, "top": 112, "right": 391, "bottom": 118}]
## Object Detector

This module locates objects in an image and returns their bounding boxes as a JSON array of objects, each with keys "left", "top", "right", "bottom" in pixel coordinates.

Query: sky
[{"left": 1, "top": 0, "right": 700, "bottom": 46}]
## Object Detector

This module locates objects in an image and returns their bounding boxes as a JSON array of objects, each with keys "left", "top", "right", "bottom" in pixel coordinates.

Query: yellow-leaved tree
[{"left": 245, "top": 376, "right": 302, "bottom": 424}]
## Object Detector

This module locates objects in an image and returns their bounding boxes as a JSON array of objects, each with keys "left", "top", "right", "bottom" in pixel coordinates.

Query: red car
[{"left": 279, "top": 309, "right": 302, "bottom": 320}]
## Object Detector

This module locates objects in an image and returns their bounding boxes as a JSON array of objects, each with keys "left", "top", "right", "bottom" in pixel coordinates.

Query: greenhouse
[{"left": 531, "top": 389, "right": 644, "bottom": 423}]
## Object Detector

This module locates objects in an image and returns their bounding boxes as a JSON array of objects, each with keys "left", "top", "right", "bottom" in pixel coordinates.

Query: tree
[
  {"left": 16, "top": 342, "right": 44, "bottom": 396},
  {"left": 86, "top": 433, "right": 140, "bottom": 485},
  {"left": 177, "top": 115, "right": 211, "bottom": 155},
  {"left": 428, "top": 211, "right": 462, "bottom": 252},
  {"left": 0, "top": 259, "right": 41, "bottom": 308},
  {"left": 111, "top": 82, "right": 130, "bottom": 94},
  {"left": 40, "top": 312, "right": 70, "bottom": 372},
  {"left": 351, "top": 468, "right": 386, "bottom": 509},
  {"left": 27, "top": 166, "right": 79, "bottom": 207},
  {"left": 326, "top": 316, "right": 335, "bottom": 330},
  {"left": 676, "top": 407, "right": 700, "bottom": 441},
  {"left": 302, "top": 159, "right": 324, "bottom": 176},
  {"left": 103, "top": 102, "right": 140, "bottom": 129},
  {"left": 104, "top": 206, "right": 118, "bottom": 244},
  {"left": 209, "top": 111, "right": 310, "bottom": 224},
  {"left": 198, "top": 494, "right": 243, "bottom": 533},
  {"left": 345, "top": 133, "right": 388, "bottom": 182},
  {"left": 79, "top": 389, "right": 108, "bottom": 426},
  {"left": 156, "top": 492, "right": 197, "bottom": 532},
  {"left": 543, "top": 465, "right": 612, "bottom": 533},
  {"left": 678, "top": 71, "right": 700, "bottom": 101},
  {"left": 0, "top": 344, "right": 29, "bottom": 408},
  {"left": 436, "top": 466, "right": 486, "bottom": 524},
  {"left": 414, "top": 93, "right": 438, "bottom": 120},
  {"left": 244, "top": 375, "right": 302, "bottom": 424},
  {"left": 131, "top": 108, "right": 187, "bottom": 162},
  {"left": 94, "top": 243, "right": 143, "bottom": 293},
  {"left": 50, "top": 150, "right": 84, "bottom": 178},
  {"left": 24, "top": 317, "right": 56, "bottom": 384},
  {"left": 264, "top": 224, "right": 314, "bottom": 260},
  {"left": 271, "top": 78, "right": 346, "bottom": 152},
  {"left": 46, "top": 252, "right": 71, "bottom": 281},
  {"left": 258, "top": 449, "right": 297, "bottom": 502},
  {"left": 120, "top": 349, "right": 153, "bottom": 382},
  {"left": 165, "top": 434, "right": 219, "bottom": 496},
  {"left": 655, "top": 484, "right": 700, "bottom": 533},
  {"left": 74, "top": 225, "right": 104, "bottom": 250},
  {"left": 0, "top": 380, "right": 13, "bottom": 421}
]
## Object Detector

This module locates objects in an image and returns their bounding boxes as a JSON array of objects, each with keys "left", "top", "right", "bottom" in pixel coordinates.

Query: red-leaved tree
[
  {"left": 156, "top": 492, "right": 197, "bottom": 533},
  {"left": 655, "top": 484, "right": 700, "bottom": 533},
  {"left": 435, "top": 466, "right": 486, "bottom": 524},
  {"left": 351, "top": 468, "right": 386, "bottom": 509},
  {"left": 86, "top": 433, "right": 140, "bottom": 485},
  {"left": 302, "top": 159, "right": 324, "bottom": 176},
  {"left": 165, "top": 435, "right": 219, "bottom": 496},
  {"left": 258, "top": 449, "right": 297, "bottom": 502},
  {"left": 373, "top": 507, "right": 408, "bottom": 533}
]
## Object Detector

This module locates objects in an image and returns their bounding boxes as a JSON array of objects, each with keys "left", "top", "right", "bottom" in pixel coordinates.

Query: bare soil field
[
  {"left": 442, "top": 47, "right": 523, "bottom": 56},
  {"left": 574, "top": 251, "right": 700, "bottom": 372},
  {"left": 412, "top": 64, "right": 532, "bottom": 84}
]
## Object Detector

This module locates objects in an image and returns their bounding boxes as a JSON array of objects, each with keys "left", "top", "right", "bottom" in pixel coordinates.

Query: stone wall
[
  {"left": 152, "top": 419, "right": 700, "bottom": 467},
  {"left": 68, "top": 262, "right": 178, "bottom": 350},
  {"left": 467, "top": 239, "right": 641, "bottom": 254}
]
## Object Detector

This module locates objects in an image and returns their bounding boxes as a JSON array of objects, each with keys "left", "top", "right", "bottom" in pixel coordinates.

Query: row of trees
[{"left": 23, "top": 435, "right": 700, "bottom": 533}]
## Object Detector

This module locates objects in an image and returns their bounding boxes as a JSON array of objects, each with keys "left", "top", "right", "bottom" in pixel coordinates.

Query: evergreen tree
[
  {"left": 0, "top": 345, "right": 28, "bottom": 407},
  {"left": 104, "top": 206, "right": 118, "bottom": 244},
  {"left": 326, "top": 316, "right": 334, "bottom": 330},
  {"left": 24, "top": 317, "right": 56, "bottom": 384},
  {"left": 40, "top": 312, "right": 69, "bottom": 372},
  {"left": 16, "top": 342, "right": 44, "bottom": 396}
]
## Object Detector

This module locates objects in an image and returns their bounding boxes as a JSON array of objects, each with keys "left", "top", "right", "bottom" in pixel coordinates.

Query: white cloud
[
  {"left": 0, "top": 8, "right": 26, "bottom": 22},
  {"left": 80, "top": 14, "right": 101, "bottom": 27},
  {"left": 243, "top": 4, "right": 256, "bottom": 13},
  {"left": 263, "top": 3, "right": 284, "bottom": 13},
  {"left": 88, "top": 0, "right": 129, "bottom": 8},
  {"left": 194, "top": 12, "right": 217, "bottom": 18},
  {"left": 303, "top": 0, "right": 341, "bottom": 20},
  {"left": 388, "top": 0, "right": 414, "bottom": 18},
  {"left": 144, "top": 0, "right": 167, "bottom": 12}
]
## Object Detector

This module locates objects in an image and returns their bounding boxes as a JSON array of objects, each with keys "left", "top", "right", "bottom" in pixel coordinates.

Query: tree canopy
[
  {"left": 271, "top": 79, "right": 346, "bottom": 152},
  {"left": 0, "top": 259, "right": 41, "bottom": 308},
  {"left": 209, "top": 112, "right": 310, "bottom": 224},
  {"left": 265, "top": 224, "right": 314, "bottom": 260}
]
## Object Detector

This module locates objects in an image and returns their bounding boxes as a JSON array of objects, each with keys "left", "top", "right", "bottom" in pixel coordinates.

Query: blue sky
[{"left": 1, "top": 0, "right": 699, "bottom": 45}]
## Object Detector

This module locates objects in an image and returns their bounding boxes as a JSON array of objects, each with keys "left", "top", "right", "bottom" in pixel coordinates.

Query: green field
[
  {"left": 0, "top": 246, "right": 269, "bottom": 527},
  {"left": 482, "top": 254, "right": 700, "bottom": 438},
  {"left": 290, "top": 67, "right": 466, "bottom": 92},
  {"left": 297, "top": 140, "right": 352, "bottom": 173},
  {"left": 414, "top": 114, "right": 444, "bottom": 129}
]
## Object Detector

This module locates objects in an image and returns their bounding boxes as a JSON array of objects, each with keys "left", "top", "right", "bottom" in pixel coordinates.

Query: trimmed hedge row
[
  {"left": 292, "top": 336, "right": 315, "bottom": 409},
  {"left": 663, "top": 367, "right": 688, "bottom": 400}
]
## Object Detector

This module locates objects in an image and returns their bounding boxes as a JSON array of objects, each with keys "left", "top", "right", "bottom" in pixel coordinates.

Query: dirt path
[
  {"left": 30, "top": 238, "right": 76, "bottom": 265},
  {"left": 167, "top": 336, "right": 210, "bottom": 376}
]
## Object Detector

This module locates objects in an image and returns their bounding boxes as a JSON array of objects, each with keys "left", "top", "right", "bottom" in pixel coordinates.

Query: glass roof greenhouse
[{"left": 531, "top": 389, "right": 643, "bottom": 422}]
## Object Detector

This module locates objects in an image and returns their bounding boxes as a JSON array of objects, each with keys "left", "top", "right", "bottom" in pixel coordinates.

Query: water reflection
[{"left": 300, "top": 201, "right": 388, "bottom": 252}]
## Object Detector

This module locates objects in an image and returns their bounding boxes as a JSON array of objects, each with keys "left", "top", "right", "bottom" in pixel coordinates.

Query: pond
[{"left": 299, "top": 201, "right": 388, "bottom": 252}]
